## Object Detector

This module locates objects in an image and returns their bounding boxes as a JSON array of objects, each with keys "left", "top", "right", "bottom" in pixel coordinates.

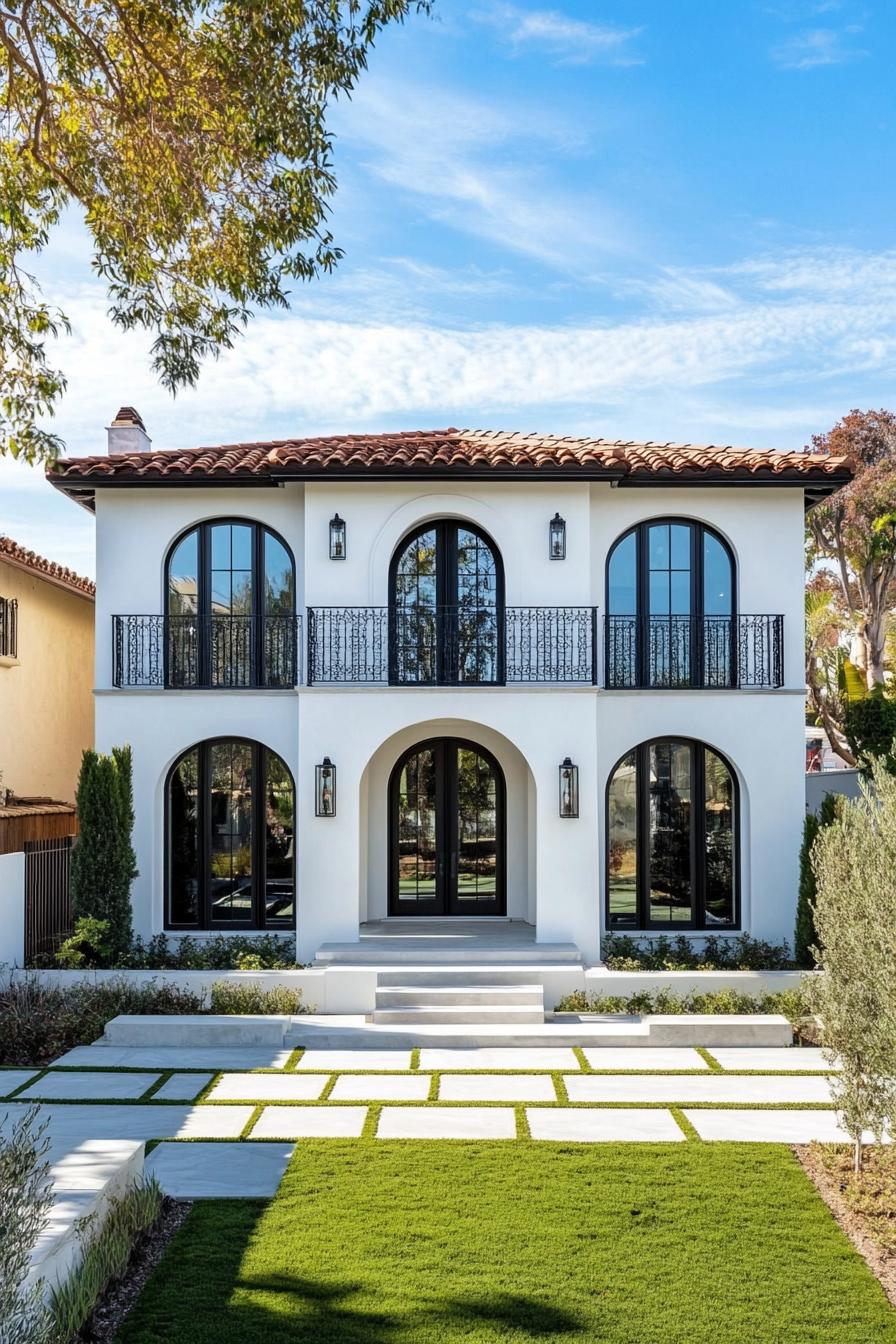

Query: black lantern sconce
[
  {"left": 559, "top": 757, "right": 579, "bottom": 818},
  {"left": 315, "top": 757, "right": 336, "bottom": 817},
  {"left": 549, "top": 513, "right": 566, "bottom": 560},
  {"left": 329, "top": 514, "right": 346, "bottom": 560}
]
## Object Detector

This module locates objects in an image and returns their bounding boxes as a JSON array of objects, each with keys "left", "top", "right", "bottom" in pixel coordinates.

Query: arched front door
[{"left": 389, "top": 738, "right": 505, "bottom": 916}]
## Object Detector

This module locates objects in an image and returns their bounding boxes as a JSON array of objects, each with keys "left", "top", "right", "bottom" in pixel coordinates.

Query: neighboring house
[
  {"left": 0, "top": 536, "right": 95, "bottom": 803},
  {"left": 49, "top": 409, "right": 850, "bottom": 964}
]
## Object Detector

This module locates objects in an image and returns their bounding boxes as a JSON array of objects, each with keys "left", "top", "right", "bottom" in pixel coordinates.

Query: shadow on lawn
[{"left": 232, "top": 1275, "right": 587, "bottom": 1342}]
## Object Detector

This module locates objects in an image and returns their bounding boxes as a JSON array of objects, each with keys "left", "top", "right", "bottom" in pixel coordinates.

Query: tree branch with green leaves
[{"left": 0, "top": 0, "right": 430, "bottom": 462}]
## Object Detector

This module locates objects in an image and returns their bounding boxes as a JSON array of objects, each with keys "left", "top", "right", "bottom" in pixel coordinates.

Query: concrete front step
[
  {"left": 315, "top": 940, "right": 583, "bottom": 965},
  {"left": 376, "top": 970, "right": 554, "bottom": 986},
  {"left": 375, "top": 986, "right": 544, "bottom": 1007},
  {"left": 99, "top": 1012, "right": 793, "bottom": 1050},
  {"left": 373, "top": 1005, "right": 546, "bottom": 1025}
]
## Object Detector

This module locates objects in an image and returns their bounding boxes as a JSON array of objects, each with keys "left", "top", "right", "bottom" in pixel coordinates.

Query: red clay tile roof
[
  {"left": 0, "top": 536, "right": 95, "bottom": 599},
  {"left": 48, "top": 427, "right": 852, "bottom": 503}
]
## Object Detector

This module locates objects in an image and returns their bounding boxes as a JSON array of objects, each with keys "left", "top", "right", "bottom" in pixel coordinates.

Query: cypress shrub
[
  {"left": 70, "top": 746, "right": 136, "bottom": 962},
  {"left": 795, "top": 791, "right": 841, "bottom": 969}
]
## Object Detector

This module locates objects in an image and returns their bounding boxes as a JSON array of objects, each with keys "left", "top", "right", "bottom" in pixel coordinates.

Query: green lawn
[{"left": 119, "top": 1143, "right": 896, "bottom": 1344}]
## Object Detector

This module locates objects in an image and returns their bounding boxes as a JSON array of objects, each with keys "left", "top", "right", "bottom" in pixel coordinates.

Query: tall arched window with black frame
[
  {"left": 167, "top": 739, "right": 295, "bottom": 930},
  {"left": 605, "top": 519, "right": 735, "bottom": 688},
  {"left": 606, "top": 738, "right": 738, "bottom": 930},
  {"left": 165, "top": 520, "right": 295, "bottom": 687}
]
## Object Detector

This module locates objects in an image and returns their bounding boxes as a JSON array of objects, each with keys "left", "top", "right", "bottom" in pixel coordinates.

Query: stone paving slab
[
  {"left": 0, "top": 1070, "right": 39, "bottom": 1097},
  {"left": 418, "top": 1048, "right": 579, "bottom": 1071},
  {"left": 148, "top": 1141, "right": 294, "bottom": 1197},
  {"left": 439, "top": 1074, "right": 558, "bottom": 1102},
  {"left": 684, "top": 1109, "right": 891, "bottom": 1144},
  {"left": 581, "top": 1048, "right": 708, "bottom": 1071},
  {"left": 329, "top": 1074, "right": 431, "bottom": 1101},
  {"left": 152, "top": 1073, "right": 215, "bottom": 1101},
  {"left": 377, "top": 1106, "right": 518, "bottom": 1139},
  {"left": 19, "top": 1071, "right": 161, "bottom": 1101},
  {"left": 50, "top": 1046, "right": 293, "bottom": 1070},
  {"left": 708, "top": 1047, "right": 834, "bottom": 1072},
  {"left": 208, "top": 1073, "right": 328, "bottom": 1102},
  {"left": 251, "top": 1106, "right": 369, "bottom": 1139},
  {"left": 564, "top": 1074, "right": 834, "bottom": 1105},
  {"left": 527, "top": 1107, "right": 686, "bottom": 1143},
  {"left": 0, "top": 1103, "right": 255, "bottom": 1149},
  {"left": 294, "top": 1050, "right": 413, "bottom": 1071}
]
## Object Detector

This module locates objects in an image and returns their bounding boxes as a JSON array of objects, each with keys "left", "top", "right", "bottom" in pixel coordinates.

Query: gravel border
[
  {"left": 794, "top": 1144, "right": 896, "bottom": 1309},
  {"left": 71, "top": 1196, "right": 193, "bottom": 1341}
]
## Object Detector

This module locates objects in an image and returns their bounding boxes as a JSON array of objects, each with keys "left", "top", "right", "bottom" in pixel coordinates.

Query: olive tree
[
  {"left": 0, "top": 1108, "right": 53, "bottom": 1344},
  {"left": 808, "top": 755, "right": 896, "bottom": 1172}
]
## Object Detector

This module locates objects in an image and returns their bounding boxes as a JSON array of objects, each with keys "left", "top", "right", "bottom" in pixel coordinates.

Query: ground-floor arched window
[
  {"left": 166, "top": 738, "right": 295, "bottom": 930},
  {"left": 606, "top": 738, "right": 737, "bottom": 930}
]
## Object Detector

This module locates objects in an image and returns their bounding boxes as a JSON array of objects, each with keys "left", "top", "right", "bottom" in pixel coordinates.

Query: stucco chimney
[{"left": 107, "top": 406, "right": 151, "bottom": 456}]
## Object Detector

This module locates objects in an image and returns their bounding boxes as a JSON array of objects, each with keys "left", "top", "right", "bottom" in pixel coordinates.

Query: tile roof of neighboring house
[
  {"left": 47, "top": 427, "right": 852, "bottom": 508},
  {"left": 0, "top": 536, "right": 95, "bottom": 599}
]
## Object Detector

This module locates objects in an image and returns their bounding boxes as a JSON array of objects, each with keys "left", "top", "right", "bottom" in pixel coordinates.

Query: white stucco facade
[{"left": 89, "top": 472, "right": 808, "bottom": 965}]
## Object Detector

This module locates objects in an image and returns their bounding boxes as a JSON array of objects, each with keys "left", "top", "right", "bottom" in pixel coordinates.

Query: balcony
[
  {"left": 307, "top": 606, "right": 598, "bottom": 685},
  {"left": 604, "top": 614, "right": 783, "bottom": 689},
  {"left": 113, "top": 615, "right": 301, "bottom": 688}
]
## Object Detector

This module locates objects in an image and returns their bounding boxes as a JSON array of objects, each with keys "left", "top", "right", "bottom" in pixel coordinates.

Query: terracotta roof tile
[
  {"left": 0, "top": 536, "right": 95, "bottom": 598},
  {"left": 47, "top": 427, "right": 852, "bottom": 499}
]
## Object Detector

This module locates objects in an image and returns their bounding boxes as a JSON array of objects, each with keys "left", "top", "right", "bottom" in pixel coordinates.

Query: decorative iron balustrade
[
  {"left": 0, "top": 596, "right": 17, "bottom": 658},
  {"left": 113, "top": 615, "right": 301, "bottom": 688},
  {"left": 307, "top": 605, "right": 597, "bottom": 685},
  {"left": 604, "top": 614, "right": 783, "bottom": 689}
]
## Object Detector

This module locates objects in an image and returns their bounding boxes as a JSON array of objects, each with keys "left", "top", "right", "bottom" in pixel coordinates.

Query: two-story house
[{"left": 49, "top": 410, "right": 850, "bottom": 967}]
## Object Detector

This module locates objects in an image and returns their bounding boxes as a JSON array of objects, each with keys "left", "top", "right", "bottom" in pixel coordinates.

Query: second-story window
[
  {"left": 606, "top": 519, "right": 735, "bottom": 688},
  {"left": 166, "top": 520, "right": 295, "bottom": 688},
  {"left": 389, "top": 521, "right": 504, "bottom": 685},
  {"left": 0, "top": 596, "right": 17, "bottom": 659}
]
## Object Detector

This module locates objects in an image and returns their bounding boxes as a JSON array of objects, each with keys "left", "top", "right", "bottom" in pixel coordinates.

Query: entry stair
[{"left": 373, "top": 971, "right": 545, "bottom": 1025}]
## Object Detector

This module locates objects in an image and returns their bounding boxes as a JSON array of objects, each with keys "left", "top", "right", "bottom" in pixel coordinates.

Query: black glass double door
[{"left": 390, "top": 738, "right": 504, "bottom": 916}]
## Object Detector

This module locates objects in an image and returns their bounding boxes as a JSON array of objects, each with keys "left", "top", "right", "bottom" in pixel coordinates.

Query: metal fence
[
  {"left": 24, "top": 834, "right": 74, "bottom": 962},
  {"left": 113, "top": 614, "right": 301, "bottom": 688}
]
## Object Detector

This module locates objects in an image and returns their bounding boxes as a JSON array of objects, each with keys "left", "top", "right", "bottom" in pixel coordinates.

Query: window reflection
[
  {"left": 167, "top": 740, "right": 294, "bottom": 929},
  {"left": 607, "top": 739, "right": 736, "bottom": 929}
]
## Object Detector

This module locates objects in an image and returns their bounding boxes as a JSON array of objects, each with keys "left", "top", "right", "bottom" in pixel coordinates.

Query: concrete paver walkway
[{"left": 9, "top": 1041, "right": 864, "bottom": 1200}]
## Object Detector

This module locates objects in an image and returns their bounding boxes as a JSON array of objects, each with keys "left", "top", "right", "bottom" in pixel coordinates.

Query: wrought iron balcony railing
[
  {"left": 307, "top": 606, "right": 598, "bottom": 686},
  {"left": 604, "top": 614, "right": 784, "bottom": 689},
  {"left": 113, "top": 614, "right": 301, "bottom": 688}
]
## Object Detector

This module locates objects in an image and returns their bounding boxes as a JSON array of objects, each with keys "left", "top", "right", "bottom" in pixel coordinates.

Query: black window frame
[
  {"left": 605, "top": 736, "right": 740, "bottom": 932},
  {"left": 605, "top": 518, "right": 737, "bottom": 689},
  {"left": 387, "top": 519, "right": 505, "bottom": 686},
  {"left": 164, "top": 517, "right": 296, "bottom": 688},
  {"left": 165, "top": 736, "right": 296, "bottom": 931}
]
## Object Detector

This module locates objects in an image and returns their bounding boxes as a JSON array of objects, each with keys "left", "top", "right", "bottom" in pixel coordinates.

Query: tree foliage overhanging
[
  {"left": 0, "top": 0, "right": 429, "bottom": 463},
  {"left": 805, "top": 409, "right": 896, "bottom": 761}
]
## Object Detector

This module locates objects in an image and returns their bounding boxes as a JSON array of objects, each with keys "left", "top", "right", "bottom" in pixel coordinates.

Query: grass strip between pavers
[{"left": 119, "top": 1142, "right": 896, "bottom": 1344}]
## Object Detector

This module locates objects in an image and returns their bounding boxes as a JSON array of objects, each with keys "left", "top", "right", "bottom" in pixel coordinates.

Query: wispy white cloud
[
  {"left": 473, "top": 4, "right": 643, "bottom": 66},
  {"left": 333, "top": 78, "right": 631, "bottom": 269},
  {"left": 771, "top": 25, "right": 867, "bottom": 69}
]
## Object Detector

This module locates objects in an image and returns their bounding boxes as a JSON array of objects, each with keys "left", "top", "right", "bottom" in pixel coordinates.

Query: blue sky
[{"left": 2, "top": 0, "right": 895, "bottom": 576}]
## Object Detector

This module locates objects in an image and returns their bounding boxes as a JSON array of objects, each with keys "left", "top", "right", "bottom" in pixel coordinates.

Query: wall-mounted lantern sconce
[
  {"left": 549, "top": 513, "right": 566, "bottom": 560},
  {"left": 329, "top": 514, "right": 346, "bottom": 560},
  {"left": 315, "top": 757, "right": 336, "bottom": 816},
  {"left": 559, "top": 757, "right": 579, "bottom": 818}
]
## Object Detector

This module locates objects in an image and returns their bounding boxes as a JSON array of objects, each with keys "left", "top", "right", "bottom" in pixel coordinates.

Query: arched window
[
  {"left": 165, "top": 519, "right": 295, "bottom": 687},
  {"left": 606, "top": 519, "right": 735, "bottom": 687},
  {"left": 606, "top": 738, "right": 738, "bottom": 930},
  {"left": 388, "top": 521, "right": 504, "bottom": 685},
  {"left": 167, "top": 739, "right": 295, "bottom": 929}
]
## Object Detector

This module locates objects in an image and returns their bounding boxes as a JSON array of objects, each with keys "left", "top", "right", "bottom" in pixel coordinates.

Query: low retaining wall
[{"left": 7, "top": 965, "right": 809, "bottom": 1013}]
